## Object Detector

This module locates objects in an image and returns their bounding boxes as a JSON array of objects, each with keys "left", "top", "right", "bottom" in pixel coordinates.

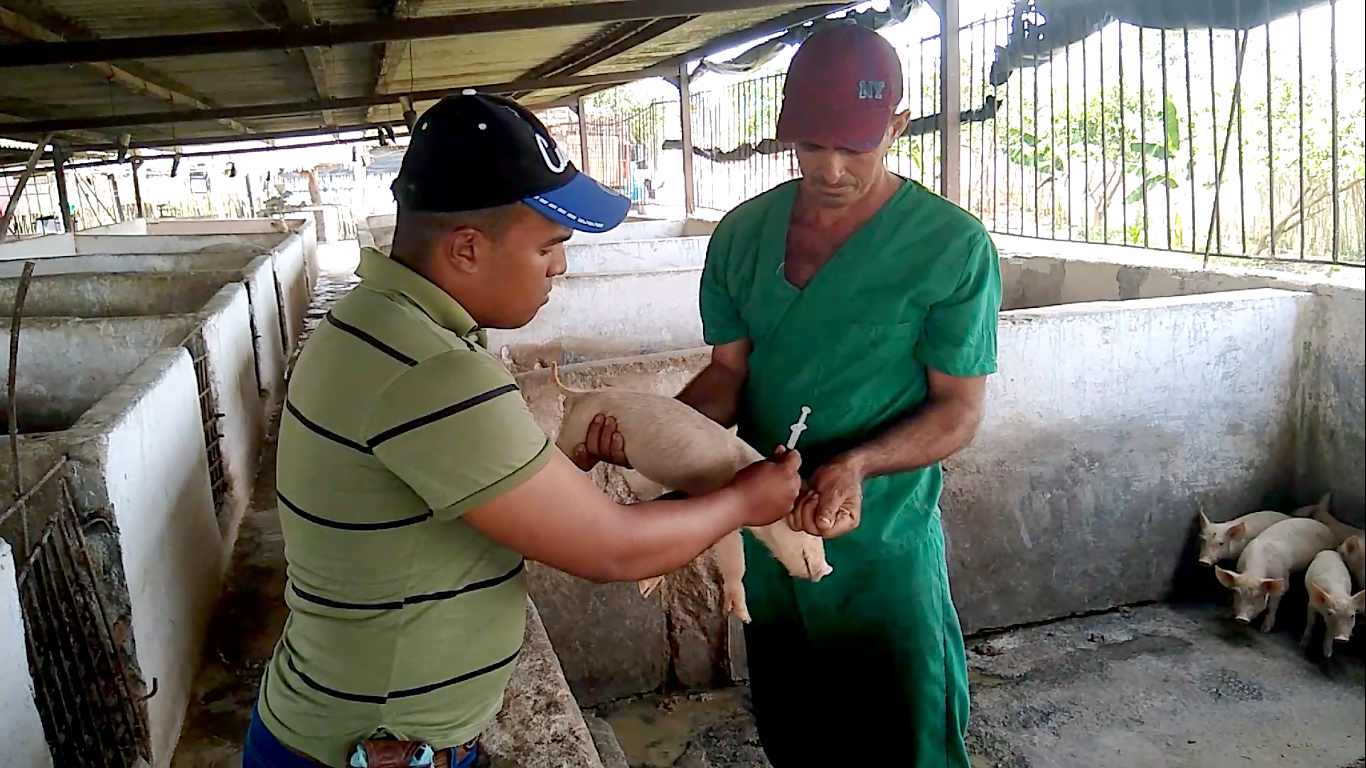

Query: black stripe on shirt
[
  {"left": 285, "top": 400, "right": 374, "bottom": 455},
  {"left": 325, "top": 311, "right": 419, "bottom": 366},
  {"left": 286, "top": 646, "right": 521, "bottom": 704},
  {"left": 290, "top": 560, "right": 526, "bottom": 611},
  {"left": 277, "top": 492, "right": 432, "bottom": 531},
  {"left": 366, "top": 384, "right": 519, "bottom": 448}
]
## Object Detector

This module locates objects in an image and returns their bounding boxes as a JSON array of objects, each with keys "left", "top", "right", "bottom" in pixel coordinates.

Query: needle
[{"left": 786, "top": 406, "right": 811, "bottom": 450}]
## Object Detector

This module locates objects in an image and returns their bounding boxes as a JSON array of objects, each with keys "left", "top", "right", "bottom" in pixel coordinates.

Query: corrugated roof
[{"left": 0, "top": 0, "right": 849, "bottom": 156}]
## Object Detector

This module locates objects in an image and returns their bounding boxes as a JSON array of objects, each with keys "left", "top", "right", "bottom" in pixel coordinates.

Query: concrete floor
[
  {"left": 594, "top": 604, "right": 1365, "bottom": 768},
  {"left": 168, "top": 239, "right": 1364, "bottom": 768}
]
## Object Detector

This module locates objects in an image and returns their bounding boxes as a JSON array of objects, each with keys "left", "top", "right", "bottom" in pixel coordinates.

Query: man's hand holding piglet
[
  {"left": 570, "top": 412, "right": 806, "bottom": 529},
  {"left": 570, "top": 413, "right": 632, "bottom": 471},
  {"left": 788, "top": 454, "right": 863, "bottom": 539}
]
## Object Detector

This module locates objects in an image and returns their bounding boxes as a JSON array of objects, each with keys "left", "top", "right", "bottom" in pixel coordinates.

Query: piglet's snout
[{"left": 803, "top": 550, "right": 834, "bottom": 582}]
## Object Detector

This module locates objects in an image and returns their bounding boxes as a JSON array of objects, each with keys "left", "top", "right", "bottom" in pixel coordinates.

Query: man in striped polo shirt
[{"left": 242, "top": 93, "right": 804, "bottom": 768}]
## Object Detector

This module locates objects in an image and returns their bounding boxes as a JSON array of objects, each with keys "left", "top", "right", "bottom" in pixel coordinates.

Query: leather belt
[{"left": 283, "top": 738, "right": 479, "bottom": 767}]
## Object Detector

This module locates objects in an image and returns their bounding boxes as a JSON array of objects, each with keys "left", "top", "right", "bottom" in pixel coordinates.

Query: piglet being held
[
  {"left": 550, "top": 365, "right": 831, "bottom": 624},
  {"left": 1214, "top": 517, "right": 1338, "bottom": 632},
  {"left": 1301, "top": 549, "right": 1366, "bottom": 658}
]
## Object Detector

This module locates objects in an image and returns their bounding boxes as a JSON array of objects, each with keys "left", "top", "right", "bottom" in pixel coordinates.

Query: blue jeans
[{"left": 243, "top": 706, "right": 480, "bottom": 768}]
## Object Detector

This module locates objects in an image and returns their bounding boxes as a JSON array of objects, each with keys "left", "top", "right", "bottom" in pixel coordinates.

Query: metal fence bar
[
  {"left": 1329, "top": 0, "right": 1340, "bottom": 261},
  {"left": 183, "top": 329, "right": 229, "bottom": 519},
  {"left": 580, "top": 4, "right": 1362, "bottom": 267}
]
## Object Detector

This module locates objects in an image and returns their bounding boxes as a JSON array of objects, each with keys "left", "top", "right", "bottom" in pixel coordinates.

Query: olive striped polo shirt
[{"left": 258, "top": 247, "right": 552, "bottom": 765}]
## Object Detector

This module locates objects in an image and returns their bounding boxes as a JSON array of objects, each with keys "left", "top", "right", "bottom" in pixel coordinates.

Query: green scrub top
[{"left": 699, "top": 178, "right": 1001, "bottom": 766}]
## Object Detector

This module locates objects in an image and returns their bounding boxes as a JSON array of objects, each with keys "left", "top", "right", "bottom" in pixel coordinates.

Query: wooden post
[
  {"left": 576, "top": 96, "right": 589, "bottom": 173},
  {"left": 0, "top": 132, "right": 54, "bottom": 243},
  {"left": 678, "top": 62, "right": 696, "bottom": 215},
  {"left": 130, "top": 158, "right": 144, "bottom": 218},
  {"left": 937, "top": 0, "right": 961, "bottom": 204},
  {"left": 52, "top": 142, "right": 73, "bottom": 232},
  {"left": 108, "top": 173, "right": 125, "bottom": 221}
]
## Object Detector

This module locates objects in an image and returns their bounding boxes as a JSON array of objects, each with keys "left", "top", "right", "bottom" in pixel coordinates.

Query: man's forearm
[
  {"left": 676, "top": 362, "right": 743, "bottom": 427},
  {"left": 839, "top": 396, "right": 983, "bottom": 479},
  {"left": 597, "top": 490, "right": 747, "bottom": 582}
]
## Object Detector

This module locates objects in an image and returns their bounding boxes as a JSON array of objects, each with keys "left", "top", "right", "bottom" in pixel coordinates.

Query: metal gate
[
  {"left": 0, "top": 456, "right": 152, "bottom": 766},
  {"left": 184, "top": 329, "right": 229, "bottom": 520}
]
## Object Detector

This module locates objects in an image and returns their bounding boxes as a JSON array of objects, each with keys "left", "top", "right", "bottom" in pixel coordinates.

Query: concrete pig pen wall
[
  {"left": 50, "top": 349, "right": 222, "bottom": 767},
  {"left": 0, "top": 301, "right": 264, "bottom": 766},
  {"left": 997, "top": 252, "right": 1365, "bottom": 529},
  {"left": 0, "top": 250, "right": 302, "bottom": 392},
  {"left": 361, "top": 212, "right": 715, "bottom": 254},
  {"left": 494, "top": 231, "right": 1363, "bottom": 529},
  {"left": 0, "top": 263, "right": 288, "bottom": 402},
  {"left": 0, "top": 540, "right": 51, "bottom": 768},
  {"left": 512, "top": 286, "right": 1359, "bottom": 705},
  {"left": 0, "top": 315, "right": 196, "bottom": 433},
  {"left": 0, "top": 349, "right": 222, "bottom": 768}
]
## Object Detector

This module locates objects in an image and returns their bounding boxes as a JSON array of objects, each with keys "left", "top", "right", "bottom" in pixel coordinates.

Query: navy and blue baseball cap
[{"left": 392, "top": 90, "right": 631, "bottom": 233}]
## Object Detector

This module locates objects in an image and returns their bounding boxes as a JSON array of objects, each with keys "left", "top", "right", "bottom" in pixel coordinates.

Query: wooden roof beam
[
  {"left": 0, "top": 0, "right": 832, "bottom": 67},
  {"left": 0, "top": 6, "right": 253, "bottom": 135},
  {"left": 279, "top": 0, "right": 338, "bottom": 126},
  {"left": 1, "top": 66, "right": 677, "bottom": 135},
  {"left": 526, "top": 2, "right": 854, "bottom": 106},
  {"left": 370, "top": 0, "right": 423, "bottom": 123}
]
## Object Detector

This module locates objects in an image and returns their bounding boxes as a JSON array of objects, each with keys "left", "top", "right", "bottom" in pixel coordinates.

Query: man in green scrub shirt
[{"left": 583, "top": 22, "right": 1001, "bottom": 767}]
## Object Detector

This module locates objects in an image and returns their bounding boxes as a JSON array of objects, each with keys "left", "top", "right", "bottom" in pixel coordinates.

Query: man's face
[
  {"left": 793, "top": 111, "right": 911, "bottom": 209},
  {"left": 453, "top": 205, "right": 571, "bottom": 329}
]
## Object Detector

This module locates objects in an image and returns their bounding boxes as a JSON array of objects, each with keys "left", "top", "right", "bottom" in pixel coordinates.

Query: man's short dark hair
[{"left": 389, "top": 203, "right": 524, "bottom": 271}]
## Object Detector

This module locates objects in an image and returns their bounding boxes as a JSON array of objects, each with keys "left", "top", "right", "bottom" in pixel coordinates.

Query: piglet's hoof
[{"left": 638, "top": 576, "right": 665, "bottom": 599}]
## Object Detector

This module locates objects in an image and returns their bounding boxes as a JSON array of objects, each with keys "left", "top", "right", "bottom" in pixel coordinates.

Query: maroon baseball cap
[{"left": 775, "top": 22, "right": 904, "bottom": 152}]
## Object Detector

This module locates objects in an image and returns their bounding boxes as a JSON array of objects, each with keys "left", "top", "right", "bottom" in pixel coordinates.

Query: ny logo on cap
[{"left": 857, "top": 80, "right": 886, "bottom": 100}]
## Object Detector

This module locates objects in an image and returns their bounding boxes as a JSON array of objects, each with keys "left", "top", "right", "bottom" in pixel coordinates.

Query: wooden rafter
[
  {"left": 0, "top": 5, "right": 253, "bottom": 135},
  {"left": 279, "top": 0, "right": 338, "bottom": 126}
]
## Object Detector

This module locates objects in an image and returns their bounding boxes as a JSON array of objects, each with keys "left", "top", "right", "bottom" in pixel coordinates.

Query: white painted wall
[
  {"left": 0, "top": 253, "right": 261, "bottom": 278},
  {"left": 488, "top": 268, "right": 704, "bottom": 356},
  {"left": 63, "top": 348, "right": 222, "bottom": 768},
  {"left": 0, "top": 540, "right": 52, "bottom": 768},
  {"left": 241, "top": 255, "right": 288, "bottom": 401},
  {"left": 196, "top": 283, "right": 265, "bottom": 545},
  {"left": 0, "top": 316, "right": 198, "bottom": 431},
  {"left": 0, "top": 233, "right": 76, "bottom": 261},
  {"left": 72, "top": 233, "right": 285, "bottom": 256},
  {"left": 267, "top": 231, "right": 310, "bottom": 354},
  {"left": 564, "top": 236, "right": 707, "bottom": 273},
  {"left": 81, "top": 219, "right": 150, "bottom": 235},
  {"left": 146, "top": 218, "right": 289, "bottom": 236}
]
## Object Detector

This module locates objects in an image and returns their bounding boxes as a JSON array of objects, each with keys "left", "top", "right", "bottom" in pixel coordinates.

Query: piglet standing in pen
[
  {"left": 549, "top": 364, "right": 832, "bottom": 623},
  {"left": 1301, "top": 549, "right": 1365, "bottom": 658},
  {"left": 1338, "top": 535, "right": 1364, "bottom": 589},
  {"left": 1291, "top": 492, "right": 1365, "bottom": 543},
  {"left": 1214, "top": 517, "right": 1338, "bottom": 633},
  {"left": 1196, "top": 509, "right": 1291, "bottom": 566}
]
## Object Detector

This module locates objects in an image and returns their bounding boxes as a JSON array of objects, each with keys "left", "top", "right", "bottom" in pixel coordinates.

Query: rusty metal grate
[
  {"left": 184, "top": 329, "right": 229, "bottom": 518},
  {"left": 0, "top": 457, "right": 152, "bottom": 767}
]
